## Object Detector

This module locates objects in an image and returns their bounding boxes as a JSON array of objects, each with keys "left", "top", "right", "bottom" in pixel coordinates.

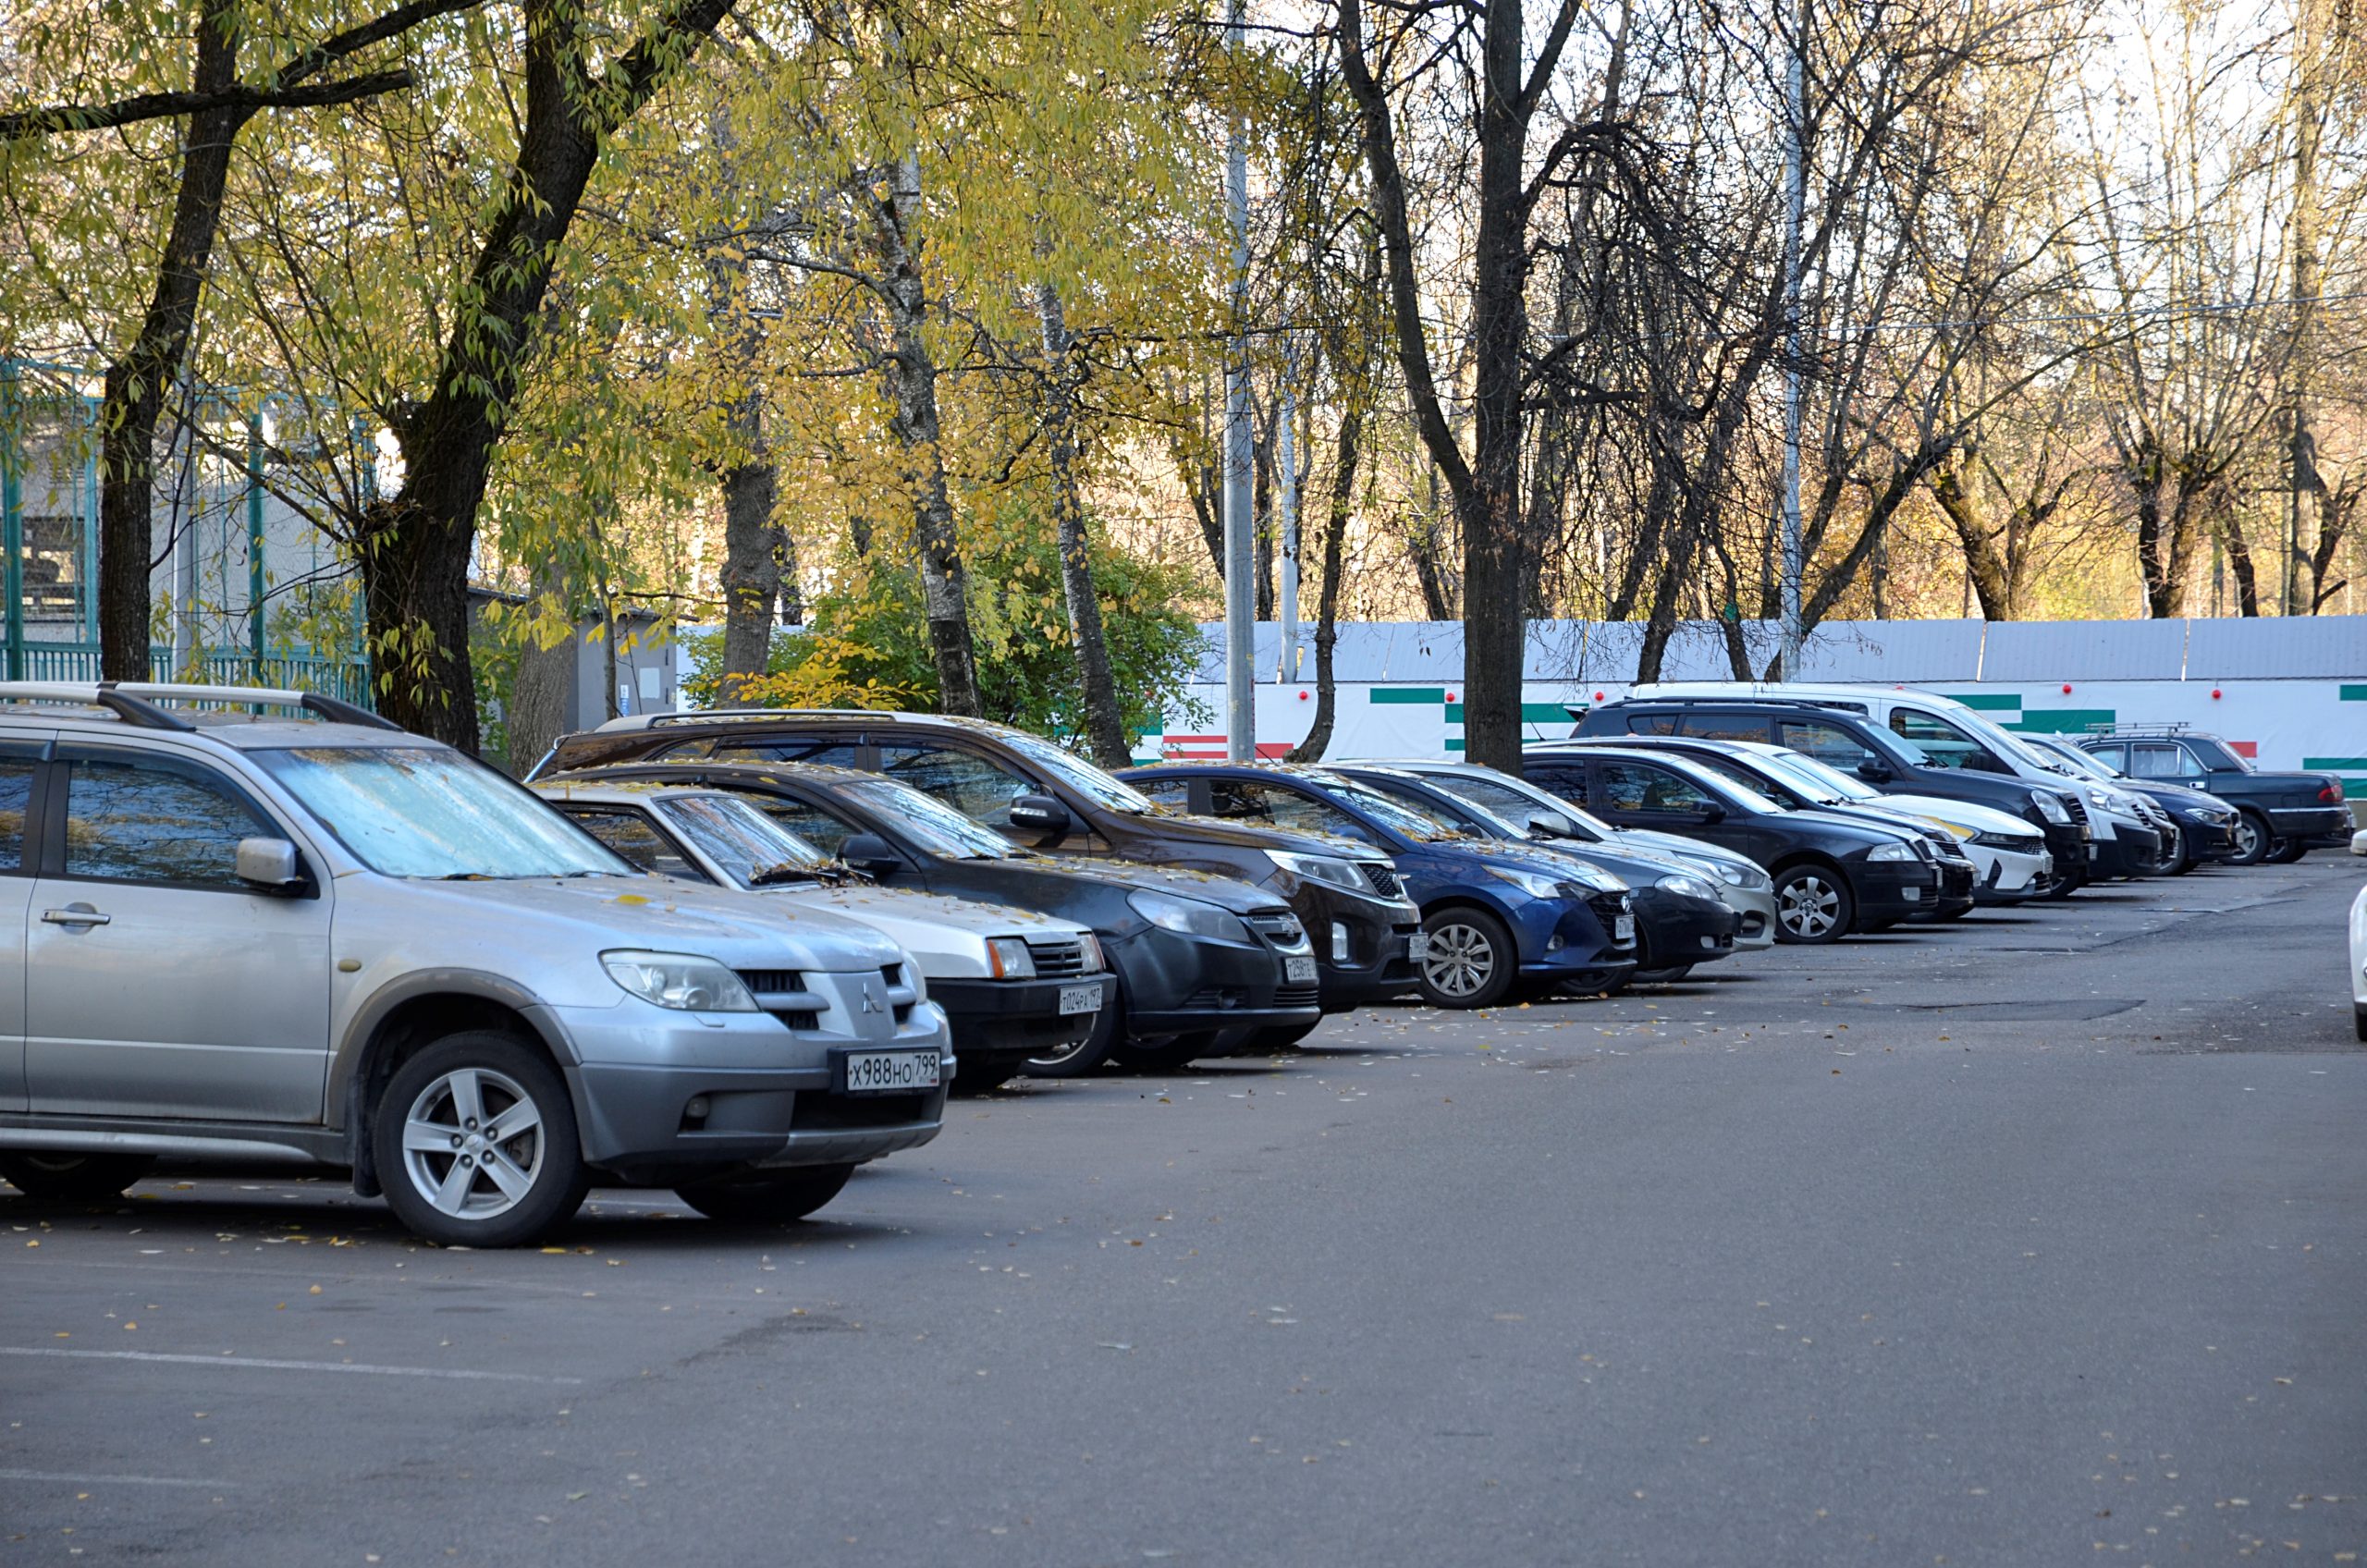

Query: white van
[{"left": 1629, "top": 682, "right": 2169, "bottom": 880}]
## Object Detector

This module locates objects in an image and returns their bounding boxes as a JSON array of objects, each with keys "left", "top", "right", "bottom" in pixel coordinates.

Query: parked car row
[{"left": 0, "top": 679, "right": 2342, "bottom": 1249}]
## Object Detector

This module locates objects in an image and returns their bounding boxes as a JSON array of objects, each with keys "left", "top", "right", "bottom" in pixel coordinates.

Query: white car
[
  {"left": 533, "top": 778, "right": 1111, "bottom": 1087},
  {"left": 2351, "top": 831, "right": 2367, "bottom": 1042}
]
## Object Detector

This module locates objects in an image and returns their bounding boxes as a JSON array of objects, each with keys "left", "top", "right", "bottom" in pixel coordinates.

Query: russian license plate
[
  {"left": 1615, "top": 914, "right": 1636, "bottom": 942},
  {"left": 1406, "top": 932, "right": 1429, "bottom": 962},
  {"left": 837, "top": 1048, "right": 941, "bottom": 1096},
  {"left": 1057, "top": 982, "right": 1101, "bottom": 1016},
  {"left": 1283, "top": 954, "right": 1319, "bottom": 985}
]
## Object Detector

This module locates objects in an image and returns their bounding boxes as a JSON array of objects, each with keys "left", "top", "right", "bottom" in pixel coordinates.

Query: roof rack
[
  {"left": 0, "top": 681, "right": 399, "bottom": 732},
  {"left": 1593, "top": 695, "right": 1851, "bottom": 712},
  {"left": 639, "top": 706, "right": 906, "bottom": 729},
  {"left": 2084, "top": 721, "right": 2194, "bottom": 738}
]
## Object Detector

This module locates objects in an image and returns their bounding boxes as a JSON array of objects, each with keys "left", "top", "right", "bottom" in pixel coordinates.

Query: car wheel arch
[{"left": 333, "top": 974, "right": 575, "bottom": 1198}]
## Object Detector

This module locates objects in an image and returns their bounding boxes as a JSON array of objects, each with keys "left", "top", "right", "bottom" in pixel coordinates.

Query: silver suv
[{"left": 0, "top": 683, "right": 953, "bottom": 1245}]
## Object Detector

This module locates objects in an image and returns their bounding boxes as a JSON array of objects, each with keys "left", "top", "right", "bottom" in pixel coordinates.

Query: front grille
[
  {"left": 1360, "top": 862, "right": 1403, "bottom": 899},
  {"left": 880, "top": 962, "right": 905, "bottom": 989},
  {"left": 2062, "top": 793, "right": 2090, "bottom": 827},
  {"left": 738, "top": 970, "right": 807, "bottom": 995},
  {"left": 1274, "top": 985, "right": 1319, "bottom": 1010},
  {"left": 791, "top": 1092, "right": 930, "bottom": 1132},
  {"left": 1025, "top": 938, "right": 1088, "bottom": 978}
]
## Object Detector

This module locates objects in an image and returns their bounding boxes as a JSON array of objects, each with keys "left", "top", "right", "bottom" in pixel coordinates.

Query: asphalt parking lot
[{"left": 6, "top": 859, "right": 2364, "bottom": 1567}]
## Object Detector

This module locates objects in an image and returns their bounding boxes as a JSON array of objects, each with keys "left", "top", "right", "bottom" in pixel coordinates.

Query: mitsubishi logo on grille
[{"left": 860, "top": 983, "right": 885, "bottom": 1014}]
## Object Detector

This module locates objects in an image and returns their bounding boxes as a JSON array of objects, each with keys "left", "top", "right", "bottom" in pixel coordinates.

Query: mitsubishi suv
[{"left": 0, "top": 683, "right": 952, "bottom": 1245}]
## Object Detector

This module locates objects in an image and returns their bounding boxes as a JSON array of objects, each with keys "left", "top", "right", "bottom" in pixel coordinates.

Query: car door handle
[{"left": 41, "top": 908, "right": 111, "bottom": 927}]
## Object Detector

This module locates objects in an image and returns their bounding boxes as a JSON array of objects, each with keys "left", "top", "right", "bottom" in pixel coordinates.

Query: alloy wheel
[
  {"left": 1422, "top": 920, "right": 1500, "bottom": 1000},
  {"left": 399, "top": 1066, "right": 547, "bottom": 1221},
  {"left": 1777, "top": 874, "right": 1842, "bottom": 940}
]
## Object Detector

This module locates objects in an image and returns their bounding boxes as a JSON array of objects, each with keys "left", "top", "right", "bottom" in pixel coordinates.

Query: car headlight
[
  {"left": 1489, "top": 865, "right": 1572, "bottom": 899},
  {"left": 986, "top": 937, "right": 1036, "bottom": 978},
  {"left": 1127, "top": 888, "right": 1250, "bottom": 941},
  {"left": 1077, "top": 932, "right": 1106, "bottom": 972},
  {"left": 2030, "top": 791, "right": 2071, "bottom": 824},
  {"left": 1971, "top": 830, "right": 2042, "bottom": 851},
  {"left": 2086, "top": 789, "right": 2117, "bottom": 812},
  {"left": 1866, "top": 842, "right": 1915, "bottom": 862},
  {"left": 1711, "top": 861, "right": 1771, "bottom": 890},
  {"left": 1265, "top": 849, "right": 1377, "bottom": 894},
  {"left": 1656, "top": 873, "right": 1720, "bottom": 900},
  {"left": 601, "top": 950, "right": 762, "bottom": 1011}
]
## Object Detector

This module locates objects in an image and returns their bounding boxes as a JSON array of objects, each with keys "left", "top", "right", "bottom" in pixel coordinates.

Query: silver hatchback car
[{"left": 0, "top": 683, "right": 953, "bottom": 1245}]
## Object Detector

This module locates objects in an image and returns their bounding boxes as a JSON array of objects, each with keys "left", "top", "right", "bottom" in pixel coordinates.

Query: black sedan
[
  {"left": 559, "top": 762, "right": 1322, "bottom": 1073},
  {"left": 1523, "top": 743, "right": 1947, "bottom": 943}
]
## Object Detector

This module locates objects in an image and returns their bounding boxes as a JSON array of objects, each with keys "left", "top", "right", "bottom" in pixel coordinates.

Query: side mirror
[
  {"left": 1698, "top": 801, "right": 1728, "bottom": 824},
  {"left": 1855, "top": 759, "right": 1894, "bottom": 783},
  {"left": 1008, "top": 793, "right": 1073, "bottom": 837},
  {"left": 235, "top": 837, "right": 304, "bottom": 891},
  {"left": 2350, "top": 829, "right": 2367, "bottom": 858},
  {"left": 837, "top": 832, "right": 904, "bottom": 879},
  {"left": 1530, "top": 810, "right": 1582, "bottom": 840}
]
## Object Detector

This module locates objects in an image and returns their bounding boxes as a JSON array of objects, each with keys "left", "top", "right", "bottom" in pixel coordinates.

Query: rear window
[{"left": 1678, "top": 714, "right": 1773, "bottom": 741}]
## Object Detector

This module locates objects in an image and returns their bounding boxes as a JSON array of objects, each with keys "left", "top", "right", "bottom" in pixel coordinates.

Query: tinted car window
[
  {"left": 744, "top": 795, "right": 858, "bottom": 856},
  {"left": 0, "top": 759, "right": 32, "bottom": 872},
  {"left": 1134, "top": 778, "right": 1194, "bottom": 810},
  {"left": 1678, "top": 715, "right": 1772, "bottom": 741},
  {"left": 1527, "top": 764, "right": 1589, "bottom": 803},
  {"left": 562, "top": 807, "right": 707, "bottom": 881},
  {"left": 1598, "top": 761, "right": 1713, "bottom": 815},
  {"left": 62, "top": 756, "right": 272, "bottom": 888},
  {"left": 1208, "top": 779, "right": 1372, "bottom": 841},
  {"left": 693, "top": 737, "right": 863, "bottom": 768},
  {"left": 1888, "top": 709, "right": 1991, "bottom": 768},
  {"left": 877, "top": 743, "right": 1035, "bottom": 824},
  {"left": 1780, "top": 719, "right": 1878, "bottom": 768}
]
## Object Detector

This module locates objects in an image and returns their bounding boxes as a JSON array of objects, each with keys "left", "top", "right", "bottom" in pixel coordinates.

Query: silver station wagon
[{"left": 0, "top": 683, "right": 952, "bottom": 1245}]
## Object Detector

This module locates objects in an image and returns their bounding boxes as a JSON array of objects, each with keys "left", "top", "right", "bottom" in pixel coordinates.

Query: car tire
[
  {"left": 1772, "top": 864, "right": 1855, "bottom": 944},
  {"left": 1110, "top": 1031, "right": 1228, "bottom": 1072},
  {"left": 2265, "top": 838, "right": 2307, "bottom": 864},
  {"left": 373, "top": 1032, "right": 588, "bottom": 1249},
  {"left": 1417, "top": 907, "right": 1518, "bottom": 1009},
  {"left": 0, "top": 1152, "right": 155, "bottom": 1202},
  {"left": 2356, "top": 1003, "right": 2367, "bottom": 1045},
  {"left": 1021, "top": 983, "right": 1125, "bottom": 1078},
  {"left": 2038, "top": 862, "right": 2081, "bottom": 899},
  {"left": 1630, "top": 963, "right": 1693, "bottom": 985},
  {"left": 675, "top": 1163, "right": 853, "bottom": 1223},
  {"left": 2227, "top": 809, "right": 2274, "bottom": 865}
]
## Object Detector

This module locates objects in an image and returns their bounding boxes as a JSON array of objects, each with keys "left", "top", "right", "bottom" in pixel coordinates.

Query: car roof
[
  {"left": 589, "top": 707, "right": 1035, "bottom": 740},
  {"left": 1125, "top": 760, "right": 1353, "bottom": 783},
  {"left": 0, "top": 681, "right": 416, "bottom": 753},
  {"left": 529, "top": 777, "right": 720, "bottom": 803},
  {"left": 570, "top": 760, "right": 880, "bottom": 790}
]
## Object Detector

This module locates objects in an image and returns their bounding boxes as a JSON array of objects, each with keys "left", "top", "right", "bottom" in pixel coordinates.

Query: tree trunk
[
  {"left": 1929, "top": 461, "right": 2011, "bottom": 619},
  {"left": 871, "top": 152, "right": 981, "bottom": 716},
  {"left": 96, "top": 0, "right": 247, "bottom": 681},
  {"left": 361, "top": 0, "right": 738, "bottom": 746},
  {"left": 505, "top": 612, "right": 576, "bottom": 777},
  {"left": 717, "top": 447, "right": 779, "bottom": 701},
  {"left": 2224, "top": 515, "right": 2262, "bottom": 617},
  {"left": 2287, "top": 0, "right": 2324, "bottom": 615},
  {"left": 1036, "top": 280, "right": 1131, "bottom": 767},
  {"left": 1287, "top": 380, "right": 1366, "bottom": 764}
]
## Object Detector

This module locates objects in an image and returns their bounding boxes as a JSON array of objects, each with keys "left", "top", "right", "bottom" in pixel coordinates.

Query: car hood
[
  {"left": 1610, "top": 827, "right": 1758, "bottom": 874},
  {"left": 1869, "top": 792, "right": 2042, "bottom": 838},
  {"left": 993, "top": 851, "right": 1296, "bottom": 915},
  {"left": 1433, "top": 838, "right": 1625, "bottom": 888},
  {"left": 1127, "top": 808, "right": 1377, "bottom": 863},
  {"left": 749, "top": 882, "right": 1086, "bottom": 977},
  {"left": 2120, "top": 779, "right": 2234, "bottom": 815},
  {"left": 354, "top": 872, "right": 908, "bottom": 974}
]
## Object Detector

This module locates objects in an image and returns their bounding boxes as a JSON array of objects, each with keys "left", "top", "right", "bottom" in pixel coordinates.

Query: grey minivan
[{"left": 0, "top": 683, "right": 952, "bottom": 1245}]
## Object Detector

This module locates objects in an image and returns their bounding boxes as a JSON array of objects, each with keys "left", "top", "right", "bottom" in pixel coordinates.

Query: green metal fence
[{"left": 9, "top": 643, "right": 374, "bottom": 704}]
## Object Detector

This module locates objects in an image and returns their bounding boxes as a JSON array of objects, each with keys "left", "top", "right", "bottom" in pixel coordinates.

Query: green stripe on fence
[
  {"left": 2009, "top": 707, "right": 2116, "bottom": 733},
  {"left": 1940, "top": 692, "right": 2021, "bottom": 710},
  {"left": 2303, "top": 756, "right": 2367, "bottom": 770},
  {"left": 1442, "top": 702, "right": 1580, "bottom": 724},
  {"left": 2340, "top": 685, "right": 2367, "bottom": 701},
  {"left": 1370, "top": 687, "right": 1446, "bottom": 704}
]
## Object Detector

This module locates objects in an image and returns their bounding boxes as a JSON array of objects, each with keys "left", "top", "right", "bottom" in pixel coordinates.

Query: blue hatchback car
[{"left": 1119, "top": 763, "right": 1637, "bottom": 1008}]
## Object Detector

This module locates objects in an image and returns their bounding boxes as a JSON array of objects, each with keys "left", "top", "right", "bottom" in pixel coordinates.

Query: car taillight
[{"left": 2321, "top": 782, "right": 2343, "bottom": 803}]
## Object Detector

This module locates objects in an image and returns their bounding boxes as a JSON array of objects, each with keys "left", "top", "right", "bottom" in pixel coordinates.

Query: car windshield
[
  {"left": 655, "top": 794, "right": 831, "bottom": 886},
  {"left": 841, "top": 778, "right": 1019, "bottom": 859},
  {"left": 252, "top": 746, "right": 629, "bottom": 878},
  {"left": 1690, "top": 753, "right": 1804, "bottom": 808},
  {"left": 2191, "top": 738, "right": 2252, "bottom": 772},
  {"left": 1427, "top": 766, "right": 1618, "bottom": 840},
  {"left": 1773, "top": 752, "right": 1881, "bottom": 801},
  {"left": 1669, "top": 761, "right": 1784, "bottom": 815},
  {"left": 1310, "top": 773, "right": 1470, "bottom": 842},
  {"left": 2033, "top": 741, "right": 2115, "bottom": 781},
  {"left": 1369, "top": 777, "right": 1531, "bottom": 840},
  {"left": 1002, "top": 731, "right": 1165, "bottom": 815}
]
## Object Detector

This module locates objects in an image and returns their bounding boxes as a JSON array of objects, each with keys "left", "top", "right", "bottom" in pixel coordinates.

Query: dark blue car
[{"left": 1119, "top": 763, "right": 1637, "bottom": 1009}]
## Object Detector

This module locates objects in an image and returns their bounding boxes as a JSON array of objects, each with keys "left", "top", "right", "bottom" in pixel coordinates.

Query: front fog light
[{"left": 1331, "top": 922, "right": 1350, "bottom": 963}]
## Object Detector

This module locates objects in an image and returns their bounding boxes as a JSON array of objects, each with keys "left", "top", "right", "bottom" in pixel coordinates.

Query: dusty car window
[
  {"left": 0, "top": 759, "right": 31, "bottom": 871},
  {"left": 253, "top": 746, "right": 625, "bottom": 879}
]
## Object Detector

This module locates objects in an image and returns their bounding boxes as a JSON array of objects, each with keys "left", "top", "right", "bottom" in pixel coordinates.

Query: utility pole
[
  {"left": 1221, "top": 0, "right": 1256, "bottom": 759},
  {"left": 1278, "top": 343, "right": 1299, "bottom": 684},
  {"left": 1777, "top": 0, "right": 1807, "bottom": 674},
  {"left": 2286, "top": 0, "right": 2323, "bottom": 618}
]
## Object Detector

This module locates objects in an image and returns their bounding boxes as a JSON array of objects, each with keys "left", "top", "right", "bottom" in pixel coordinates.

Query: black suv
[
  {"left": 2077, "top": 729, "right": 2348, "bottom": 865},
  {"left": 535, "top": 712, "right": 1425, "bottom": 1012},
  {"left": 1572, "top": 698, "right": 2091, "bottom": 893},
  {"left": 1520, "top": 742, "right": 1946, "bottom": 943}
]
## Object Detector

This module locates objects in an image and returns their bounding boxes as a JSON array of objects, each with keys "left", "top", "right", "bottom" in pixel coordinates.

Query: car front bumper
[
  {"left": 932, "top": 974, "right": 1115, "bottom": 1068},
  {"left": 1906, "top": 858, "right": 1978, "bottom": 919},
  {"left": 1107, "top": 926, "right": 1321, "bottom": 1038},
  {"left": 544, "top": 998, "right": 953, "bottom": 1180},
  {"left": 1631, "top": 888, "right": 1740, "bottom": 969},
  {"left": 2177, "top": 815, "right": 2239, "bottom": 859},
  {"left": 1969, "top": 845, "right": 2050, "bottom": 902},
  {"left": 1281, "top": 882, "right": 1424, "bottom": 1011},
  {"left": 1853, "top": 859, "right": 1941, "bottom": 918},
  {"left": 1718, "top": 885, "right": 1778, "bottom": 949},
  {"left": 2091, "top": 827, "right": 2159, "bottom": 878}
]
